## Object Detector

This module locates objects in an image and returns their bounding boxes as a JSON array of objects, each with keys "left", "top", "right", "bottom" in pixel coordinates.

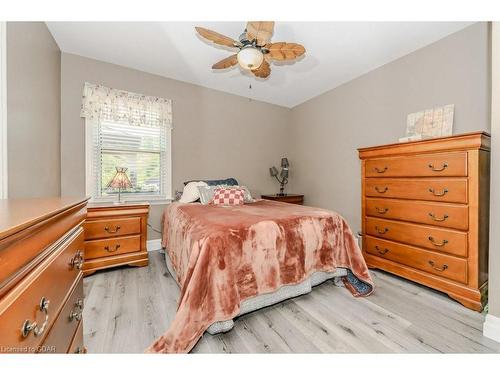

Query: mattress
[{"left": 164, "top": 250, "right": 348, "bottom": 335}]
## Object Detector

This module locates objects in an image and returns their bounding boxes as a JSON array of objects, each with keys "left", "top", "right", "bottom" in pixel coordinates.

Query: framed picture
[{"left": 406, "top": 104, "right": 454, "bottom": 138}]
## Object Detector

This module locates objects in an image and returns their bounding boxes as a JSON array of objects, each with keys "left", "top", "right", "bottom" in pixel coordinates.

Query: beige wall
[
  {"left": 288, "top": 23, "right": 490, "bottom": 233},
  {"left": 488, "top": 22, "right": 500, "bottom": 318},
  {"left": 7, "top": 22, "right": 61, "bottom": 198},
  {"left": 60, "top": 53, "right": 291, "bottom": 239}
]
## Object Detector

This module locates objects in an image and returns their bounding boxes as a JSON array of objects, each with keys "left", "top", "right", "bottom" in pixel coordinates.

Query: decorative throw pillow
[
  {"left": 179, "top": 181, "right": 208, "bottom": 203},
  {"left": 209, "top": 187, "right": 245, "bottom": 206},
  {"left": 198, "top": 184, "right": 254, "bottom": 204},
  {"left": 238, "top": 186, "right": 255, "bottom": 203},
  {"left": 184, "top": 178, "right": 239, "bottom": 186},
  {"left": 173, "top": 190, "right": 183, "bottom": 202},
  {"left": 197, "top": 185, "right": 218, "bottom": 205}
]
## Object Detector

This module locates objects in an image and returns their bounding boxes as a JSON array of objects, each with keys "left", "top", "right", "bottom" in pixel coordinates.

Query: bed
[{"left": 148, "top": 199, "right": 374, "bottom": 353}]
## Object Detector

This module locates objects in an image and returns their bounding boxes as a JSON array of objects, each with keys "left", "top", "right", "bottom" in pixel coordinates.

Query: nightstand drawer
[
  {"left": 84, "top": 235, "right": 141, "bottom": 260},
  {"left": 261, "top": 194, "right": 304, "bottom": 205},
  {"left": 83, "top": 217, "right": 141, "bottom": 240}
]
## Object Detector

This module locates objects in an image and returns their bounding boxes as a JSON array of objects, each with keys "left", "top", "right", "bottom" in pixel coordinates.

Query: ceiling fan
[{"left": 195, "top": 22, "right": 306, "bottom": 79}]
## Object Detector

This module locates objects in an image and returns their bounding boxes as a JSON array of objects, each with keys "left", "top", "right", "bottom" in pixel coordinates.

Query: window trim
[
  {"left": 85, "top": 118, "right": 172, "bottom": 203},
  {"left": 0, "top": 22, "right": 7, "bottom": 199}
]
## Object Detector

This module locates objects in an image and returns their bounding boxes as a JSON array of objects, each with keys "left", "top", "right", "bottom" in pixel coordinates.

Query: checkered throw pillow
[{"left": 209, "top": 187, "right": 245, "bottom": 206}]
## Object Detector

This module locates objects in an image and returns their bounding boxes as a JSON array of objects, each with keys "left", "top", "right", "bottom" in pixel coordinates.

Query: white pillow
[{"left": 179, "top": 181, "right": 208, "bottom": 203}]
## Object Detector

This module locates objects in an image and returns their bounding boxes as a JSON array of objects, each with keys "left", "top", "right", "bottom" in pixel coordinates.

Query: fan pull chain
[{"left": 248, "top": 78, "right": 253, "bottom": 102}]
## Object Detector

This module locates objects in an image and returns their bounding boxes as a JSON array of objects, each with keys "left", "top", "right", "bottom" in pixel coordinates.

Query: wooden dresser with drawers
[
  {"left": 0, "top": 197, "right": 89, "bottom": 353},
  {"left": 358, "top": 132, "right": 490, "bottom": 311},
  {"left": 83, "top": 202, "right": 149, "bottom": 276}
]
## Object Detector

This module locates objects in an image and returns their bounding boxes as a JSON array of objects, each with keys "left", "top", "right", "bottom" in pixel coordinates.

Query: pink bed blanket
[{"left": 148, "top": 200, "right": 374, "bottom": 353}]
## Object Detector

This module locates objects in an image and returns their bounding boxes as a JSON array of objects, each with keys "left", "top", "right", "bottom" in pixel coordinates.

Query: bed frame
[{"left": 163, "top": 250, "right": 347, "bottom": 334}]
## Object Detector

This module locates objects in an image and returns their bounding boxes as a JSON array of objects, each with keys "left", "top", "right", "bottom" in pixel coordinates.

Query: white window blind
[
  {"left": 82, "top": 83, "right": 172, "bottom": 202},
  {"left": 93, "top": 119, "right": 168, "bottom": 199}
]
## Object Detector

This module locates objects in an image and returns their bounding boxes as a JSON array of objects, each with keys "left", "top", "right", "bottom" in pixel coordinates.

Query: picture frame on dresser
[{"left": 358, "top": 131, "right": 490, "bottom": 311}]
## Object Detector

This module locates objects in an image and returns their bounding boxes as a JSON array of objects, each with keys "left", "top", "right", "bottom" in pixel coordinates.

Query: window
[{"left": 82, "top": 83, "right": 172, "bottom": 202}]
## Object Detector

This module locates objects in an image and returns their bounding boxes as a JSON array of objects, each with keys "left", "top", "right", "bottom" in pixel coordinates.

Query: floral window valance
[{"left": 80, "top": 82, "right": 172, "bottom": 129}]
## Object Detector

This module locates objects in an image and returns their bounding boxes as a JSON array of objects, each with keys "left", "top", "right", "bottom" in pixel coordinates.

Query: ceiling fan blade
[
  {"left": 212, "top": 54, "right": 238, "bottom": 69},
  {"left": 252, "top": 60, "right": 271, "bottom": 78},
  {"left": 246, "top": 21, "right": 275, "bottom": 46},
  {"left": 195, "top": 27, "right": 239, "bottom": 48},
  {"left": 265, "top": 42, "right": 306, "bottom": 61}
]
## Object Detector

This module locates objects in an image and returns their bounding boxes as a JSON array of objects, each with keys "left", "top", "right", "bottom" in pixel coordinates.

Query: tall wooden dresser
[
  {"left": 0, "top": 197, "right": 89, "bottom": 353},
  {"left": 358, "top": 132, "right": 490, "bottom": 311}
]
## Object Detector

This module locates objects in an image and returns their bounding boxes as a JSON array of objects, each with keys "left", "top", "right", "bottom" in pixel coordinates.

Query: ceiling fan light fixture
[
  {"left": 237, "top": 46, "right": 264, "bottom": 71},
  {"left": 196, "top": 22, "right": 305, "bottom": 79}
]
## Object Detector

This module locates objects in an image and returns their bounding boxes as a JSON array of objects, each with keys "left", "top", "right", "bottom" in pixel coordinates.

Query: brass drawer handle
[
  {"left": 21, "top": 297, "right": 50, "bottom": 338},
  {"left": 428, "top": 162, "right": 448, "bottom": 172},
  {"left": 428, "top": 260, "right": 448, "bottom": 272},
  {"left": 375, "top": 207, "right": 389, "bottom": 214},
  {"left": 428, "top": 213, "right": 449, "bottom": 222},
  {"left": 69, "top": 298, "right": 83, "bottom": 322},
  {"left": 428, "top": 236, "right": 448, "bottom": 247},
  {"left": 374, "top": 166, "right": 388, "bottom": 173},
  {"left": 74, "top": 346, "right": 87, "bottom": 354},
  {"left": 104, "top": 244, "right": 121, "bottom": 253},
  {"left": 104, "top": 225, "right": 121, "bottom": 234},
  {"left": 69, "top": 310, "right": 82, "bottom": 322},
  {"left": 429, "top": 188, "right": 448, "bottom": 197},
  {"left": 375, "top": 245, "right": 389, "bottom": 255},
  {"left": 375, "top": 226, "right": 389, "bottom": 234},
  {"left": 375, "top": 186, "right": 388, "bottom": 193},
  {"left": 75, "top": 298, "right": 84, "bottom": 309},
  {"left": 104, "top": 225, "right": 120, "bottom": 233},
  {"left": 69, "top": 250, "right": 84, "bottom": 270}
]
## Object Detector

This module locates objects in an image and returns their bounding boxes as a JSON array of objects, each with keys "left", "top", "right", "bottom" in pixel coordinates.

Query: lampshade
[
  {"left": 280, "top": 168, "right": 289, "bottom": 179},
  {"left": 281, "top": 158, "right": 289, "bottom": 168},
  {"left": 269, "top": 166, "right": 279, "bottom": 177},
  {"left": 237, "top": 46, "right": 264, "bottom": 71},
  {"left": 107, "top": 167, "right": 132, "bottom": 190}
]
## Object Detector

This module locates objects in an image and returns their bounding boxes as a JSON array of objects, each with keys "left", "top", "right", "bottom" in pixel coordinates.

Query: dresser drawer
[
  {"left": 365, "top": 217, "right": 467, "bottom": 257},
  {"left": 365, "top": 152, "right": 467, "bottom": 177},
  {"left": 68, "top": 320, "right": 85, "bottom": 354},
  {"left": 0, "top": 229, "right": 84, "bottom": 352},
  {"left": 365, "top": 236, "right": 467, "bottom": 284},
  {"left": 365, "top": 178, "right": 468, "bottom": 204},
  {"left": 84, "top": 235, "right": 141, "bottom": 260},
  {"left": 41, "top": 276, "right": 83, "bottom": 353},
  {"left": 366, "top": 198, "right": 468, "bottom": 230},
  {"left": 84, "top": 217, "right": 141, "bottom": 240}
]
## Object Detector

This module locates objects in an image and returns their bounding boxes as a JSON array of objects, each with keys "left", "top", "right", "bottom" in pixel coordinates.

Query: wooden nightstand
[
  {"left": 82, "top": 202, "right": 150, "bottom": 276},
  {"left": 261, "top": 194, "right": 304, "bottom": 205}
]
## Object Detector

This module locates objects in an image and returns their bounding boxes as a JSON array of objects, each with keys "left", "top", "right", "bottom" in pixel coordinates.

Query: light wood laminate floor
[{"left": 83, "top": 250, "right": 500, "bottom": 353}]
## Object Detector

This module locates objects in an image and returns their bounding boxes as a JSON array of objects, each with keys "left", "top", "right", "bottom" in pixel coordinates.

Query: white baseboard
[
  {"left": 483, "top": 314, "right": 500, "bottom": 343},
  {"left": 146, "top": 239, "right": 162, "bottom": 252}
]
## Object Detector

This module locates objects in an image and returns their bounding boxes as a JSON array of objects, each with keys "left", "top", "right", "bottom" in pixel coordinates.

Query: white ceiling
[{"left": 47, "top": 22, "right": 473, "bottom": 108}]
